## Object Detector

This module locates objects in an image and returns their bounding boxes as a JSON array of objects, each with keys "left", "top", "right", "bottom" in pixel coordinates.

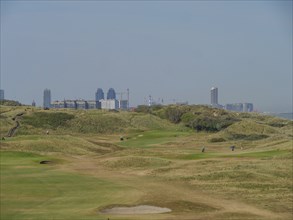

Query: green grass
[
  {"left": 119, "top": 130, "right": 191, "bottom": 148},
  {"left": 0, "top": 151, "right": 136, "bottom": 220},
  {"left": 177, "top": 149, "right": 291, "bottom": 160},
  {"left": 1, "top": 135, "right": 122, "bottom": 155}
]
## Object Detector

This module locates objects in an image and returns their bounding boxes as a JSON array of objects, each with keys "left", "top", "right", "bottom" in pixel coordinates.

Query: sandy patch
[{"left": 100, "top": 205, "right": 171, "bottom": 214}]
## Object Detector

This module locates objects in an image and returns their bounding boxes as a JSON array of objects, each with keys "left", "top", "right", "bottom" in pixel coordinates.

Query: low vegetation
[
  {"left": 0, "top": 104, "right": 292, "bottom": 220},
  {"left": 0, "top": 99, "right": 22, "bottom": 106},
  {"left": 22, "top": 112, "right": 75, "bottom": 129}
]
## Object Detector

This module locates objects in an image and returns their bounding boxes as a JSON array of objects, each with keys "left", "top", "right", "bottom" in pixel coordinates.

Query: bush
[
  {"left": 0, "top": 100, "right": 22, "bottom": 106},
  {"left": 181, "top": 112, "right": 197, "bottom": 124},
  {"left": 138, "top": 104, "right": 239, "bottom": 132},
  {"left": 135, "top": 105, "right": 151, "bottom": 114},
  {"left": 165, "top": 106, "right": 187, "bottom": 123},
  {"left": 22, "top": 112, "right": 74, "bottom": 129},
  {"left": 209, "top": 137, "right": 226, "bottom": 142},
  {"left": 189, "top": 116, "right": 235, "bottom": 132},
  {"left": 227, "top": 133, "right": 269, "bottom": 141}
]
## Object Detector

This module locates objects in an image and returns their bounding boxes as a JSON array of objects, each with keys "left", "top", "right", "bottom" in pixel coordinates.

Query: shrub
[
  {"left": 189, "top": 116, "right": 235, "bottom": 132},
  {"left": 135, "top": 105, "right": 151, "bottom": 114},
  {"left": 165, "top": 106, "right": 187, "bottom": 123},
  {"left": 181, "top": 112, "right": 197, "bottom": 124},
  {"left": 209, "top": 137, "right": 226, "bottom": 142},
  {"left": 227, "top": 133, "right": 269, "bottom": 141},
  {"left": 0, "top": 100, "right": 22, "bottom": 106},
  {"left": 22, "top": 112, "right": 74, "bottom": 129}
]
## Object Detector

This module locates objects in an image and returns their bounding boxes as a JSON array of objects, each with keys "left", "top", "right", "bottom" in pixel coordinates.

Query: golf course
[{"left": 0, "top": 104, "right": 292, "bottom": 220}]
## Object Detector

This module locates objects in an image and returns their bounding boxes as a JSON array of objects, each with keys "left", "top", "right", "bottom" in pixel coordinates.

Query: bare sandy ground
[{"left": 101, "top": 205, "right": 171, "bottom": 214}]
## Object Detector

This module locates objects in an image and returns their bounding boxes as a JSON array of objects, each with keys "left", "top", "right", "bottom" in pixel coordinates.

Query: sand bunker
[{"left": 101, "top": 205, "right": 171, "bottom": 214}]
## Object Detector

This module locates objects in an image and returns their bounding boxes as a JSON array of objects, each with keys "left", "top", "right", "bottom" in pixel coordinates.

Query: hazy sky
[{"left": 1, "top": 1, "right": 292, "bottom": 112}]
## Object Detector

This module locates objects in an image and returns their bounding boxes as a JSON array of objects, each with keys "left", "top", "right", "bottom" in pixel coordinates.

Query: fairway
[{"left": 1, "top": 106, "right": 292, "bottom": 220}]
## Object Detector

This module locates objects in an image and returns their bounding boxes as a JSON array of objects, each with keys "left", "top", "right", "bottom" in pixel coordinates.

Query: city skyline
[
  {"left": 46, "top": 86, "right": 254, "bottom": 112},
  {"left": 1, "top": 1, "right": 292, "bottom": 113},
  {"left": 0, "top": 85, "right": 273, "bottom": 112}
]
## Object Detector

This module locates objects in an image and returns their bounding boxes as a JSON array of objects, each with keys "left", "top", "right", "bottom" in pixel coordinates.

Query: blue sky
[{"left": 1, "top": 0, "right": 292, "bottom": 112}]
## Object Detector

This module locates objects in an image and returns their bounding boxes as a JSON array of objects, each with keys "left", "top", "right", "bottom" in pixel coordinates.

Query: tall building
[
  {"left": 43, "top": 89, "right": 51, "bottom": 109},
  {"left": 95, "top": 88, "right": 104, "bottom": 101},
  {"left": 107, "top": 88, "right": 116, "bottom": 99},
  {"left": 211, "top": 87, "right": 218, "bottom": 105},
  {"left": 0, "top": 89, "right": 4, "bottom": 100}
]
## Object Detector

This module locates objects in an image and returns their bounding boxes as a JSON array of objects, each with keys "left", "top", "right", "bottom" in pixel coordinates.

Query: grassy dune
[{"left": 0, "top": 106, "right": 292, "bottom": 220}]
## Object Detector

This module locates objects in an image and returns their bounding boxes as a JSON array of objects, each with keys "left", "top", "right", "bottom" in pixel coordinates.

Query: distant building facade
[
  {"left": 0, "top": 89, "right": 4, "bottom": 100},
  {"left": 225, "top": 103, "right": 243, "bottom": 112},
  {"left": 100, "top": 99, "right": 119, "bottom": 110},
  {"left": 225, "top": 103, "right": 253, "bottom": 112},
  {"left": 49, "top": 87, "right": 127, "bottom": 110},
  {"left": 107, "top": 88, "right": 116, "bottom": 100},
  {"left": 243, "top": 103, "right": 254, "bottom": 112},
  {"left": 43, "top": 89, "right": 51, "bottom": 109},
  {"left": 95, "top": 88, "right": 104, "bottom": 101},
  {"left": 51, "top": 100, "right": 66, "bottom": 109},
  {"left": 87, "top": 101, "right": 97, "bottom": 109},
  {"left": 51, "top": 100, "right": 97, "bottom": 110},
  {"left": 209, "top": 87, "right": 253, "bottom": 112},
  {"left": 211, "top": 87, "right": 218, "bottom": 105},
  {"left": 119, "top": 100, "right": 129, "bottom": 110}
]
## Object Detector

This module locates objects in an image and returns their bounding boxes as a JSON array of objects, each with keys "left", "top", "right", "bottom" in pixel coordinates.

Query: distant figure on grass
[
  {"left": 201, "top": 146, "right": 205, "bottom": 153},
  {"left": 230, "top": 146, "right": 235, "bottom": 151},
  {"left": 46, "top": 130, "right": 49, "bottom": 135}
]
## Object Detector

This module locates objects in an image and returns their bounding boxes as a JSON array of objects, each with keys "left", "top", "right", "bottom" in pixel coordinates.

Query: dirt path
[{"left": 7, "top": 112, "right": 24, "bottom": 137}]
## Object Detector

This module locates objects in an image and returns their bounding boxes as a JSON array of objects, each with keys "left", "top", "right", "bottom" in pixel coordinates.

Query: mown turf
[{"left": 0, "top": 151, "right": 138, "bottom": 220}]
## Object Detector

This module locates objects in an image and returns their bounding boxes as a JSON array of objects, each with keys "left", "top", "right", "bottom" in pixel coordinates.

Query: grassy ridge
[
  {"left": 7, "top": 108, "right": 180, "bottom": 135},
  {"left": 1, "top": 105, "right": 291, "bottom": 139}
]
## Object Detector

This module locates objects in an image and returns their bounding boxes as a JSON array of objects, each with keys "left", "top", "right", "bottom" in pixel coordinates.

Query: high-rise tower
[
  {"left": 211, "top": 87, "right": 218, "bottom": 105},
  {"left": 43, "top": 89, "right": 51, "bottom": 109},
  {"left": 107, "top": 88, "right": 116, "bottom": 100},
  {"left": 0, "top": 89, "right": 4, "bottom": 100},
  {"left": 95, "top": 88, "right": 104, "bottom": 101}
]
